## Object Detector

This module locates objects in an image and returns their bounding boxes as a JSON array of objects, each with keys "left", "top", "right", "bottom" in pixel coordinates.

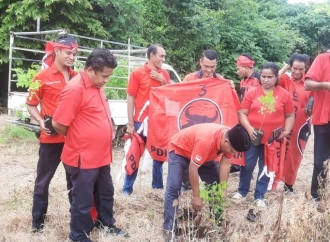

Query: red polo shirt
[
  {"left": 127, "top": 63, "right": 170, "bottom": 122},
  {"left": 169, "top": 123, "right": 232, "bottom": 166},
  {"left": 26, "top": 64, "right": 77, "bottom": 143},
  {"left": 241, "top": 85, "right": 294, "bottom": 144},
  {"left": 53, "top": 71, "right": 113, "bottom": 169},
  {"left": 305, "top": 53, "right": 330, "bottom": 125}
]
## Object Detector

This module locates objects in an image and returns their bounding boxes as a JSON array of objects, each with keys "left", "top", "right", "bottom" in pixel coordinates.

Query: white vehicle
[{"left": 7, "top": 29, "right": 181, "bottom": 143}]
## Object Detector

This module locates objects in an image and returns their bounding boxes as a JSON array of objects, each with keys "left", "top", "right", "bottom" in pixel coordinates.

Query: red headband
[
  {"left": 43, "top": 41, "right": 78, "bottom": 67},
  {"left": 236, "top": 56, "right": 254, "bottom": 68}
]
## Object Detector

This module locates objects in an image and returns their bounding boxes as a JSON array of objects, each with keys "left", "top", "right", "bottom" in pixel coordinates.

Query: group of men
[
  {"left": 27, "top": 36, "right": 128, "bottom": 242},
  {"left": 26, "top": 33, "right": 330, "bottom": 242}
]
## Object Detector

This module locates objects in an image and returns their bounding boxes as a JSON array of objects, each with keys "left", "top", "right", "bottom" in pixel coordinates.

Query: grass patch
[{"left": 1, "top": 125, "right": 36, "bottom": 140}]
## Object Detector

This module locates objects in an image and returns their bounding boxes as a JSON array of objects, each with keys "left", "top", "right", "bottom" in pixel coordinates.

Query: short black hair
[
  {"left": 147, "top": 44, "right": 163, "bottom": 59},
  {"left": 240, "top": 53, "right": 254, "bottom": 61},
  {"left": 200, "top": 49, "right": 218, "bottom": 61},
  {"left": 85, "top": 48, "right": 117, "bottom": 72},
  {"left": 260, "top": 62, "right": 279, "bottom": 86},
  {"left": 289, "top": 53, "right": 310, "bottom": 68},
  {"left": 55, "top": 35, "right": 78, "bottom": 49}
]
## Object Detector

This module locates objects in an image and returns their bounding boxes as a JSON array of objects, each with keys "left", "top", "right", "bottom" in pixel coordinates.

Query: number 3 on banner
[{"left": 198, "top": 84, "right": 207, "bottom": 97}]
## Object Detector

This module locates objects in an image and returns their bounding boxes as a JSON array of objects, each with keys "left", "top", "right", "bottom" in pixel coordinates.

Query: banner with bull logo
[
  {"left": 281, "top": 78, "right": 311, "bottom": 185},
  {"left": 146, "top": 77, "right": 243, "bottom": 163}
]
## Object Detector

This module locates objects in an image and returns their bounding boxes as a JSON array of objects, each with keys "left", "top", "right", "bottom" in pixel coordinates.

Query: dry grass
[{"left": 0, "top": 113, "right": 329, "bottom": 242}]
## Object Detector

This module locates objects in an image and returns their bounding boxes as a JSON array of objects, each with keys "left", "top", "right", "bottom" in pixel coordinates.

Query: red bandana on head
[
  {"left": 43, "top": 36, "right": 78, "bottom": 68},
  {"left": 236, "top": 55, "right": 255, "bottom": 68}
]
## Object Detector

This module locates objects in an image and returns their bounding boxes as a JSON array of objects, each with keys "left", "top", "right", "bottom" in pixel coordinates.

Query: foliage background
[{"left": 0, "top": 0, "right": 330, "bottom": 99}]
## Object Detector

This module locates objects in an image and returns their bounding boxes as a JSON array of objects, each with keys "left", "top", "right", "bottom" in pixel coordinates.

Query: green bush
[
  {"left": 1, "top": 125, "right": 36, "bottom": 140},
  {"left": 14, "top": 63, "right": 41, "bottom": 90},
  {"left": 13, "top": 59, "right": 131, "bottom": 100},
  {"left": 104, "top": 59, "right": 130, "bottom": 100}
]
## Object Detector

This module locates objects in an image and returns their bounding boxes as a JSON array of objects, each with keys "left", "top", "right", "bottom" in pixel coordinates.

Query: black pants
[
  {"left": 312, "top": 123, "right": 330, "bottom": 199},
  {"left": 65, "top": 164, "right": 116, "bottom": 242},
  {"left": 32, "top": 143, "right": 72, "bottom": 228}
]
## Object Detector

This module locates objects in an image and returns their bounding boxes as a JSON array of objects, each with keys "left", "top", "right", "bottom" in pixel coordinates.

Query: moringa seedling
[
  {"left": 258, "top": 91, "right": 276, "bottom": 130},
  {"left": 251, "top": 91, "right": 276, "bottom": 145}
]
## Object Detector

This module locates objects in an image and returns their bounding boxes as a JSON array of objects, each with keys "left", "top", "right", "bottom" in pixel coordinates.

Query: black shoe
[
  {"left": 230, "top": 165, "right": 241, "bottom": 174},
  {"left": 100, "top": 225, "right": 129, "bottom": 237},
  {"left": 31, "top": 224, "right": 44, "bottom": 234}
]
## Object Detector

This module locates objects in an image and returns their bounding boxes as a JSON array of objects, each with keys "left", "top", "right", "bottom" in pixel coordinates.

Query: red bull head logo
[{"left": 297, "top": 120, "right": 311, "bottom": 155}]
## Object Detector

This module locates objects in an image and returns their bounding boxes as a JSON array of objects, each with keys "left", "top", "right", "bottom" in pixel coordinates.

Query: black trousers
[
  {"left": 312, "top": 123, "right": 330, "bottom": 199},
  {"left": 32, "top": 143, "right": 72, "bottom": 228},
  {"left": 64, "top": 164, "right": 116, "bottom": 242}
]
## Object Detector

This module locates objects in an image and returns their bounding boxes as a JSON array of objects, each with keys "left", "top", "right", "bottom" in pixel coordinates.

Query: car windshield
[{"left": 166, "top": 70, "right": 180, "bottom": 83}]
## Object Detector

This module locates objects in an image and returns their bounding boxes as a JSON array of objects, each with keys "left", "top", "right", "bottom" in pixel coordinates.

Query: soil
[{"left": 0, "top": 114, "right": 329, "bottom": 242}]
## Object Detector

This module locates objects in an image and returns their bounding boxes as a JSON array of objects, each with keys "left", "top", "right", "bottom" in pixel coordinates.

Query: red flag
[
  {"left": 262, "top": 138, "right": 287, "bottom": 190},
  {"left": 125, "top": 133, "right": 145, "bottom": 175},
  {"left": 146, "top": 78, "right": 243, "bottom": 164}
]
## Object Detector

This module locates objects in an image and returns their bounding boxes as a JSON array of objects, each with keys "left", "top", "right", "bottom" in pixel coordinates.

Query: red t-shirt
[
  {"left": 169, "top": 123, "right": 232, "bottom": 166},
  {"left": 126, "top": 63, "right": 170, "bottom": 122},
  {"left": 305, "top": 53, "right": 330, "bottom": 125},
  {"left": 241, "top": 85, "right": 294, "bottom": 144},
  {"left": 53, "top": 71, "right": 113, "bottom": 169},
  {"left": 26, "top": 64, "right": 77, "bottom": 143}
]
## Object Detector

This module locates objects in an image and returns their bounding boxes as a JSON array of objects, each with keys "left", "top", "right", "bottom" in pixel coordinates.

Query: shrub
[{"left": 1, "top": 125, "right": 36, "bottom": 140}]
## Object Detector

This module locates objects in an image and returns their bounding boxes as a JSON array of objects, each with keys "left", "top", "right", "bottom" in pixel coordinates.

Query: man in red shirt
[
  {"left": 123, "top": 44, "right": 171, "bottom": 195},
  {"left": 163, "top": 123, "right": 251, "bottom": 240},
  {"left": 183, "top": 50, "right": 224, "bottom": 81},
  {"left": 304, "top": 52, "right": 330, "bottom": 201},
  {"left": 182, "top": 50, "right": 235, "bottom": 190},
  {"left": 26, "top": 35, "right": 78, "bottom": 233},
  {"left": 53, "top": 48, "right": 129, "bottom": 242},
  {"left": 236, "top": 53, "right": 260, "bottom": 100}
]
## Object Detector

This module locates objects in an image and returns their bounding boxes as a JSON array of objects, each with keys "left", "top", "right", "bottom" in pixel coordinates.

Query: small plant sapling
[
  {"left": 252, "top": 91, "right": 276, "bottom": 145},
  {"left": 200, "top": 181, "right": 228, "bottom": 226}
]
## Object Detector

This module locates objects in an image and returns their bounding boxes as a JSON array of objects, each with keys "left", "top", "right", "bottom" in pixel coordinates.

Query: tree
[{"left": 0, "top": 0, "right": 110, "bottom": 64}]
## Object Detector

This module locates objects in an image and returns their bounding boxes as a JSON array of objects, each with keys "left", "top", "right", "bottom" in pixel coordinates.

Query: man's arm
[
  {"left": 27, "top": 104, "right": 50, "bottom": 135},
  {"left": 304, "top": 78, "right": 330, "bottom": 91},
  {"left": 189, "top": 161, "right": 203, "bottom": 211},
  {"left": 52, "top": 120, "right": 68, "bottom": 136},
  {"left": 278, "top": 62, "right": 290, "bottom": 77},
  {"left": 219, "top": 156, "right": 231, "bottom": 184},
  {"left": 26, "top": 104, "right": 43, "bottom": 124},
  {"left": 127, "top": 94, "right": 135, "bottom": 137}
]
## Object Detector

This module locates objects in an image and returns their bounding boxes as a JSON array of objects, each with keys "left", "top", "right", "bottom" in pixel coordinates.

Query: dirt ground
[{"left": 0, "top": 113, "right": 329, "bottom": 242}]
